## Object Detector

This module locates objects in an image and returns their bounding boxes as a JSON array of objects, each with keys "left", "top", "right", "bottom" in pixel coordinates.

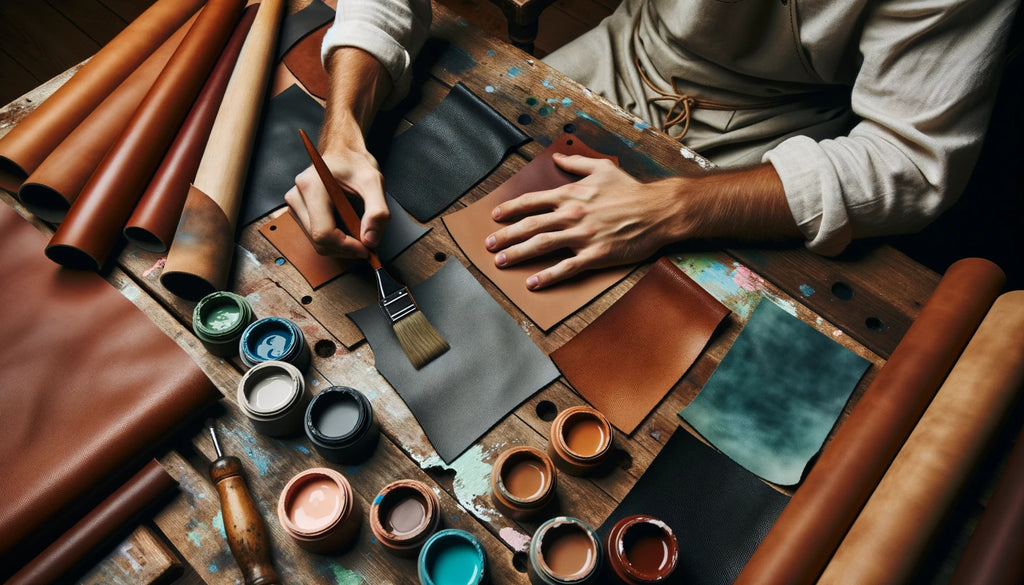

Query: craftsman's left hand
[{"left": 485, "top": 153, "right": 686, "bottom": 290}]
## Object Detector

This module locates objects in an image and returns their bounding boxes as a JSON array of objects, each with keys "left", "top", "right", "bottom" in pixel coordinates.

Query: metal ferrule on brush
[{"left": 375, "top": 269, "right": 417, "bottom": 323}]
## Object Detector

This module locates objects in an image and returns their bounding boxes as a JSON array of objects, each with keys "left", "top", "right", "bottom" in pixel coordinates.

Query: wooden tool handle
[
  {"left": 298, "top": 129, "right": 383, "bottom": 270},
  {"left": 209, "top": 456, "right": 280, "bottom": 585}
]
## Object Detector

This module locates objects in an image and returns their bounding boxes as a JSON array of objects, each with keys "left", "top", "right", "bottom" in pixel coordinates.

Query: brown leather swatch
[
  {"left": 735, "top": 257, "right": 1006, "bottom": 585},
  {"left": 0, "top": 204, "right": 216, "bottom": 569},
  {"left": 260, "top": 208, "right": 352, "bottom": 288},
  {"left": 283, "top": 24, "right": 330, "bottom": 99},
  {"left": 444, "top": 133, "right": 630, "bottom": 331},
  {"left": 551, "top": 257, "right": 729, "bottom": 433},
  {"left": 46, "top": 0, "right": 247, "bottom": 271},
  {"left": 124, "top": 4, "right": 259, "bottom": 253},
  {"left": 6, "top": 460, "right": 177, "bottom": 585},
  {"left": 819, "top": 291, "right": 1024, "bottom": 585},
  {"left": 0, "top": 0, "right": 206, "bottom": 181}
]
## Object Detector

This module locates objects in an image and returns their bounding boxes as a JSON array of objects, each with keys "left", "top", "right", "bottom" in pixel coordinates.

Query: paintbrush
[{"left": 299, "top": 129, "right": 449, "bottom": 369}]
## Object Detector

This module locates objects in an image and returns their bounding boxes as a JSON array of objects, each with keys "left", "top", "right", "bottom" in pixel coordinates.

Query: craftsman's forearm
[{"left": 319, "top": 47, "right": 393, "bottom": 154}]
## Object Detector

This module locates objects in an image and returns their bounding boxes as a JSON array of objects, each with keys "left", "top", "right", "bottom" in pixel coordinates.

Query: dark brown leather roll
[
  {"left": 0, "top": 204, "right": 216, "bottom": 570},
  {"left": 46, "top": 0, "right": 247, "bottom": 271},
  {"left": 733, "top": 258, "right": 1005, "bottom": 585},
  {"left": 0, "top": 0, "right": 206, "bottom": 181},
  {"left": 6, "top": 460, "right": 178, "bottom": 585},
  {"left": 123, "top": 5, "right": 259, "bottom": 252},
  {"left": 18, "top": 16, "right": 196, "bottom": 223}
]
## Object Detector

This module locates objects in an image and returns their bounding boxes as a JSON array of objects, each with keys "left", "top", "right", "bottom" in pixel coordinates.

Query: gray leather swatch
[
  {"left": 348, "top": 258, "right": 560, "bottom": 462},
  {"left": 680, "top": 300, "right": 870, "bottom": 486}
]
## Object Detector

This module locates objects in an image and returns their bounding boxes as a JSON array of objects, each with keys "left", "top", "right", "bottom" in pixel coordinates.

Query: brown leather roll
[
  {"left": 818, "top": 290, "right": 1024, "bottom": 585},
  {"left": 947, "top": 424, "right": 1024, "bottom": 585},
  {"left": 17, "top": 15, "right": 197, "bottom": 223},
  {"left": 0, "top": 0, "right": 206, "bottom": 182},
  {"left": 6, "top": 460, "right": 177, "bottom": 585},
  {"left": 124, "top": 4, "right": 260, "bottom": 252},
  {"left": 46, "top": 0, "right": 247, "bottom": 271},
  {"left": 734, "top": 258, "right": 1005, "bottom": 585}
]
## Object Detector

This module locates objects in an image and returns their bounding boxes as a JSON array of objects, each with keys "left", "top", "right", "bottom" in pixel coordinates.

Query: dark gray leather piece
[{"left": 275, "top": 0, "right": 334, "bottom": 60}]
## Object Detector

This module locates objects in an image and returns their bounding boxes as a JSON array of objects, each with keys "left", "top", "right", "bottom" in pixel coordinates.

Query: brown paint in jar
[
  {"left": 605, "top": 515, "right": 679, "bottom": 583},
  {"left": 529, "top": 516, "right": 603, "bottom": 585},
  {"left": 370, "top": 479, "right": 441, "bottom": 557},
  {"left": 548, "top": 406, "right": 613, "bottom": 476},
  {"left": 491, "top": 446, "right": 557, "bottom": 520}
]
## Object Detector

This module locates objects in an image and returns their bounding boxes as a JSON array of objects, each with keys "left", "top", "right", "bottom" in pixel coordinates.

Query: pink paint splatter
[
  {"left": 833, "top": 329, "right": 844, "bottom": 337},
  {"left": 731, "top": 264, "right": 764, "bottom": 292},
  {"left": 499, "top": 526, "right": 531, "bottom": 552},
  {"left": 143, "top": 257, "right": 166, "bottom": 278}
]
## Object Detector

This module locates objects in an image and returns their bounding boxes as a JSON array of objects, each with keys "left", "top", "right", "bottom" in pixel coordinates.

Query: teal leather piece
[{"left": 680, "top": 299, "right": 870, "bottom": 486}]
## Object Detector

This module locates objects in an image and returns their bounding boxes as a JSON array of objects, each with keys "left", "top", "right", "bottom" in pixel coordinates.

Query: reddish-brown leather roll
[
  {"left": 0, "top": 0, "right": 206, "bottom": 182},
  {"left": 6, "top": 460, "right": 177, "bottom": 585},
  {"left": 123, "top": 4, "right": 259, "bottom": 252},
  {"left": 818, "top": 291, "right": 1024, "bottom": 585},
  {"left": 0, "top": 204, "right": 216, "bottom": 569},
  {"left": 734, "top": 258, "right": 1005, "bottom": 585},
  {"left": 17, "top": 15, "right": 197, "bottom": 223},
  {"left": 46, "top": 0, "right": 247, "bottom": 271}
]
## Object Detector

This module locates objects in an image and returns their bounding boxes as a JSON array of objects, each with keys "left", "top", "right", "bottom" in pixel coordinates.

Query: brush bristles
[{"left": 392, "top": 311, "right": 450, "bottom": 369}]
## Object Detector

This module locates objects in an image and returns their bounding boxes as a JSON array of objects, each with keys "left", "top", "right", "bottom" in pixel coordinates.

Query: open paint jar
[
  {"left": 490, "top": 446, "right": 557, "bottom": 520},
  {"left": 192, "top": 291, "right": 254, "bottom": 356},
  {"left": 277, "top": 467, "right": 361, "bottom": 554},
  {"left": 239, "top": 316, "right": 310, "bottom": 372},
  {"left": 370, "top": 479, "right": 442, "bottom": 557},
  {"left": 417, "top": 529, "right": 489, "bottom": 585},
  {"left": 604, "top": 515, "right": 679, "bottom": 583},
  {"left": 548, "top": 406, "right": 613, "bottom": 476},
  {"left": 304, "top": 386, "right": 379, "bottom": 464},
  {"left": 237, "top": 360, "right": 309, "bottom": 436},
  {"left": 529, "top": 516, "right": 603, "bottom": 585}
]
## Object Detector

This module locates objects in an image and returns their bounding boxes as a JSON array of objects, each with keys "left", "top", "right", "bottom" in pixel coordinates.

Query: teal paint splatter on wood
[
  {"left": 441, "top": 46, "right": 476, "bottom": 74},
  {"left": 525, "top": 96, "right": 538, "bottom": 106},
  {"left": 799, "top": 284, "right": 816, "bottom": 297},
  {"left": 576, "top": 110, "right": 602, "bottom": 125},
  {"left": 487, "top": 50, "right": 495, "bottom": 57},
  {"left": 562, "top": 97, "right": 572, "bottom": 106},
  {"left": 634, "top": 120, "right": 651, "bottom": 131},
  {"left": 485, "top": 85, "right": 495, "bottom": 92},
  {"left": 538, "top": 107, "right": 551, "bottom": 116},
  {"left": 508, "top": 66, "right": 522, "bottom": 77},
  {"left": 326, "top": 564, "right": 365, "bottom": 585},
  {"left": 542, "top": 79, "right": 555, "bottom": 89}
]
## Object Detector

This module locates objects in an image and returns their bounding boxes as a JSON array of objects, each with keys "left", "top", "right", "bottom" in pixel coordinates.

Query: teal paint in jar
[
  {"left": 239, "top": 316, "right": 310, "bottom": 372},
  {"left": 417, "top": 529, "right": 489, "bottom": 585}
]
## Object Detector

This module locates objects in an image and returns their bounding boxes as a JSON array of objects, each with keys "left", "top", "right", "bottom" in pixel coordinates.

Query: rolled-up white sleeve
[
  {"left": 321, "top": 0, "right": 432, "bottom": 107},
  {"left": 764, "top": 0, "right": 1018, "bottom": 256}
]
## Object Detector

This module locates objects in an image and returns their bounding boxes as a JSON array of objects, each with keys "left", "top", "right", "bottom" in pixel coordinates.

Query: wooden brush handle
[
  {"left": 299, "top": 129, "right": 382, "bottom": 270},
  {"left": 209, "top": 456, "right": 280, "bottom": 585}
]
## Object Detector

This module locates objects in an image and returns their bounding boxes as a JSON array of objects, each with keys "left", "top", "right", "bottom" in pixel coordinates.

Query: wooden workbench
[{"left": 4, "top": 1, "right": 988, "bottom": 583}]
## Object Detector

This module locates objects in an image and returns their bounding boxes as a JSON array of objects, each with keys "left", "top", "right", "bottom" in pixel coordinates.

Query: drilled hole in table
[
  {"left": 434, "top": 252, "right": 447, "bottom": 262},
  {"left": 617, "top": 449, "right": 633, "bottom": 471},
  {"left": 865, "top": 316, "right": 885, "bottom": 332},
  {"left": 314, "top": 339, "right": 336, "bottom": 358},
  {"left": 301, "top": 295, "right": 312, "bottom": 305},
  {"left": 269, "top": 225, "right": 277, "bottom": 231},
  {"left": 518, "top": 113, "right": 532, "bottom": 125},
  {"left": 275, "top": 257, "right": 285, "bottom": 266},
  {"left": 512, "top": 551, "right": 529, "bottom": 573},
  {"left": 563, "top": 123, "right": 576, "bottom": 134},
  {"left": 536, "top": 400, "right": 558, "bottom": 422},
  {"left": 831, "top": 281, "right": 854, "bottom": 300}
]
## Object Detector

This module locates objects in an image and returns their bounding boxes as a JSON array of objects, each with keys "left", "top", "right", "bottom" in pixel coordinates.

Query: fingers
[
  {"left": 352, "top": 174, "right": 390, "bottom": 248},
  {"left": 551, "top": 152, "right": 615, "bottom": 176},
  {"left": 525, "top": 250, "right": 599, "bottom": 290},
  {"left": 285, "top": 165, "right": 369, "bottom": 258}
]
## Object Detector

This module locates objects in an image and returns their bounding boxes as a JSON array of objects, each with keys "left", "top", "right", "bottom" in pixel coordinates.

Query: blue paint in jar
[{"left": 418, "top": 529, "right": 489, "bottom": 585}]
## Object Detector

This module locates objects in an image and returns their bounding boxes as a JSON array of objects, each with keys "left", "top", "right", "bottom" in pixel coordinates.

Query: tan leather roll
[
  {"left": 817, "top": 290, "right": 1024, "bottom": 585},
  {"left": 0, "top": 0, "right": 206, "bottom": 182},
  {"left": 734, "top": 258, "right": 1005, "bottom": 585}
]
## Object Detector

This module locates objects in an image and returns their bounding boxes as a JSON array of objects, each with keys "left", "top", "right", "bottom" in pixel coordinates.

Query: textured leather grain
[
  {"left": 819, "top": 291, "right": 1024, "bottom": 585},
  {"left": 551, "top": 257, "right": 728, "bottom": 434},
  {"left": 0, "top": 204, "right": 216, "bottom": 572},
  {"left": 735, "top": 258, "right": 1006, "bottom": 585},
  {"left": 444, "top": 133, "right": 630, "bottom": 331},
  {"left": 383, "top": 82, "right": 529, "bottom": 222},
  {"left": 283, "top": 24, "right": 330, "bottom": 99},
  {"left": 597, "top": 427, "right": 790, "bottom": 585}
]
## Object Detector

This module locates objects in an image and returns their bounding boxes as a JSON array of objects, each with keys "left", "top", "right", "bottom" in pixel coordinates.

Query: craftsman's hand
[
  {"left": 285, "top": 148, "right": 390, "bottom": 259},
  {"left": 485, "top": 153, "right": 687, "bottom": 290}
]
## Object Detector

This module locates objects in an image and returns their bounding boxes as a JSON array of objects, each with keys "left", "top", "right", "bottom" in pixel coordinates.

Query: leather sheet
[
  {"left": 161, "top": 185, "right": 236, "bottom": 301},
  {"left": 444, "top": 133, "right": 631, "bottom": 331},
  {"left": 283, "top": 24, "right": 330, "bottom": 99},
  {"left": 275, "top": 0, "right": 334, "bottom": 60},
  {"left": 7, "top": 460, "right": 178, "bottom": 585},
  {"left": 46, "top": 0, "right": 247, "bottom": 271},
  {"left": 734, "top": 258, "right": 1005, "bottom": 585},
  {"left": 348, "top": 258, "right": 560, "bottom": 463},
  {"left": 0, "top": 204, "right": 216, "bottom": 571},
  {"left": 18, "top": 16, "right": 196, "bottom": 223},
  {"left": 597, "top": 427, "right": 790, "bottom": 585},
  {"left": 382, "top": 82, "right": 529, "bottom": 222},
  {"left": 681, "top": 300, "right": 870, "bottom": 486},
  {"left": 551, "top": 257, "right": 729, "bottom": 434},
  {"left": 0, "top": 0, "right": 206, "bottom": 181},
  {"left": 124, "top": 5, "right": 259, "bottom": 253},
  {"left": 819, "top": 291, "right": 1024, "bottom": 585}
]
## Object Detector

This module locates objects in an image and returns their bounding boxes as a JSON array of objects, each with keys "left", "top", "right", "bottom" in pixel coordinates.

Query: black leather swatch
[
  {"left": 597, "top": 427, "right": 790, "bottom": 585},
  {"left": 381, "top": 82, "right": 530, "bottom": 222},
  {"left": 348, "top": 258, "right": 560, "bottom": 462},
  {"left": 275, "top": 0, "right": 334, "bottom": 60}
]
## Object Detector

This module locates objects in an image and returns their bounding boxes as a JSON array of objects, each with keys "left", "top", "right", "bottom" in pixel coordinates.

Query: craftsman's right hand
[{"left": 285, "top": 148, "right": 390, "bottom": 259}]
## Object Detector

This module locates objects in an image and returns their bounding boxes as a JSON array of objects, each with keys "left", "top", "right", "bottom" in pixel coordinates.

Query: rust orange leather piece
[
  {"left": 551, "top": 257, "right": 729, "bottom": 433},
  {"left": 283, "top": 24, "right": 330, "bottom": 99},
  {"left": 259, "top": 209, "right": 352, "bottom": 288}
]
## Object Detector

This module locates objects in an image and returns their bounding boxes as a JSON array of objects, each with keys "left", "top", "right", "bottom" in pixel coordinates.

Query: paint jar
[
  {"left": 490, "top": 446, "right": 557, "bottom": 520},
  {"left": 237, "top": 360, "right": 309, "bottom": 437},
  {"left": 304, "top": 386, "right": 380, "bottom": 465},
  {"left": 604, "top": 515, "right": 679, "bottom": 584},
  {"left": 528, "top": 516, "right": 603, "bottom": 585},
  {"left": 192, "top": 291, "right": 254, "bottom": 357},
  {"left": 277, "top": 467, "right": 362, "bottom": 554},
  {"left": 239, "top": 316, "right": 311, "bottom": 372},
  {"left": 370, "top": 479, "right": 442, "bottom": 557},
  {"left": 417, "top": 529, "right": 490, "bottom": 585},
  {"left": 548, "top": 406, "right": 613, "bottom": 476}
]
